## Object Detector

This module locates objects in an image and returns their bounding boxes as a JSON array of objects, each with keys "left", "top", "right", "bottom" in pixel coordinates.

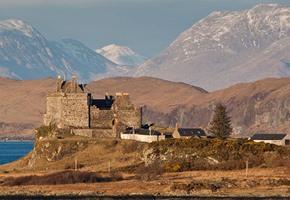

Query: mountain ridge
[
  {"left": 0, "top": 19, "right": 131, "bottom": 83},
  {"left": 134, "top": 4, "right": 290, "bottom": 91}
]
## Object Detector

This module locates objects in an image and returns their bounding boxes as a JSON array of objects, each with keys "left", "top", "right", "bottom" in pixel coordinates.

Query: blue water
[{"left": 0, "top": 142, "right": 34, "bottom": 165}]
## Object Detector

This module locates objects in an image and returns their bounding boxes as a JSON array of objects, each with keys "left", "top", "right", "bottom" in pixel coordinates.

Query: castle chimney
[
  {"left": 71, "top": 75, "right": 77, "bottom": 93},
  {"left": 175, "top": 123, "right": 179, "bottom": 130},
  {"left": 56, "top": 75, "right": 62, "bottom": 92},
  {"left": 105, "top": 93, "right": 109, "bottom": 100}
]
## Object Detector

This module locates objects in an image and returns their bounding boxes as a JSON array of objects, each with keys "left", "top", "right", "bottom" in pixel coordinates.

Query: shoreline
[
  {"left": 0, "top": 140, "right": 34, "bottom": 142},
  {"left": 0, "top": 194, "right": 289, "bottom": 200}
]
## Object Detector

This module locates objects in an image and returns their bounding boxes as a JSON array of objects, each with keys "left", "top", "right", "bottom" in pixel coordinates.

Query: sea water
[{"left": 0, "top": 141, "right": 34, "bottom": 165}]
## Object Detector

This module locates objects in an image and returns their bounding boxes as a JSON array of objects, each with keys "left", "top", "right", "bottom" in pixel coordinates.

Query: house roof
[
  {"left": 178, "top": 128, "right": 206, "bottom": 137},
  {"left": 123, "top": 128, "right": 162, "bottom": 136},
  {"left": 251, "top": 133, "right": 287, "bottom": 140},
  {"left": 137, "top": 128, "right": 162, "bottom": 136},
  {"left": 92, "top": 99, "right": 113, "bottom": 110}
]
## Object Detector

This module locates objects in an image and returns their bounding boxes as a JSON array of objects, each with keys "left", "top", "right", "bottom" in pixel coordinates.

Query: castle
[{"left": 44, "top": 76, "right": 142, "bottom": 138}]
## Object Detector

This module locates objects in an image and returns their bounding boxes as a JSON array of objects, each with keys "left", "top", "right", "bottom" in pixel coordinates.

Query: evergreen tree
[{"left": 208, "top": 103, "right": 232, "bottom": 138}]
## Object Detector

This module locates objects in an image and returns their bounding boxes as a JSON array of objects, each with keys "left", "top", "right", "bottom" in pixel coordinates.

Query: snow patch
[{"left": 95, "top": 44, "right": 146, "bottom": 67}]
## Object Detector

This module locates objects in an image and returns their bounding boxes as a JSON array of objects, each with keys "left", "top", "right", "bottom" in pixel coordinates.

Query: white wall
[
  {"left": 121, "top": 133, "right": 165, "bottom": 143},
  {"left": 283, "top": 134, "right": 290, "bottom": 146},
  {"left": 254, "top": 134, "right": 290, "bottom": 146},
  {"left": 253, "top": 139, "right": 284, "bottom": 146}
]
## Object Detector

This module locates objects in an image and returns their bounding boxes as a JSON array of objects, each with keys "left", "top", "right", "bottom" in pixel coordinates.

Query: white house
[{"left": 250, "top": 133, "right": 290, "bottom": 146}]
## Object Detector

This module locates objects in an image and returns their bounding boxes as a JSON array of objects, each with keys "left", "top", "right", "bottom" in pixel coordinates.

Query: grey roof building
[{"left": 173, "top": 128, "right": 206, "bottom": 139}]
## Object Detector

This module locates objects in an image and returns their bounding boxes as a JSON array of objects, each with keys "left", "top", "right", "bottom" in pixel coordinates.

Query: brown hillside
[
  {"left": 87, "top": 76, "right": 208, "bottom": 113},
  {"left": 0, "top": 78, "right": 55, "bottom": 139},
  {"left": 0, "top": 76, "right": 290, "bottom": 138},
  {"left": 0, "top": 77, "right": 55, "bottom": 123}
]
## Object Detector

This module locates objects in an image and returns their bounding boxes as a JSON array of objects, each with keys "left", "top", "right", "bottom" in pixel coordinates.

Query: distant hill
[
  {"left": 0, "top": 77, "right": 289, "bottom": 139},
  {"left": 134, "top": 4, "right": 290, "bottom": 91}
]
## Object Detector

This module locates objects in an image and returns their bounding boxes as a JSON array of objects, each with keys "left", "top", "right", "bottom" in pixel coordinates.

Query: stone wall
[
  {"left": 92, "top": 128, "right": 116, "bottom": 138},
  {"left": 61, "top": 93, "right": 89, "bottom": 128},
  {"left": 90, "top": 106, "right": 142, "bottom": 129},
  {"left": 72, "top": 128, "right": 116, "bottom": 138},
  {"left": 116, "top": 109, "right": 142, "bottom": 128},
  {"left": 44, "top": 93, "right": 64, "bottom": 126},
  {"left": 90, "top": 108, "right": 114, "bottom": 129},
  {"left": 44, "top": 93, "right": 89, "bottom": 128}
]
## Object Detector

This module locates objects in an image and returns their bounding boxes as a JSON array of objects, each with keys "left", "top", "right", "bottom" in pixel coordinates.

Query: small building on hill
[
  {"left": 172, "top": 127, "right": 206, "bottom": 139},
  {"left": 250, "top": 133, "right": 290, "bottom": 146},
  {"left": 121, "top": 127, "right": 165, "bottom": 143},
  {"left": 44, "top": 76, "right": 142, "bottom": 138}
]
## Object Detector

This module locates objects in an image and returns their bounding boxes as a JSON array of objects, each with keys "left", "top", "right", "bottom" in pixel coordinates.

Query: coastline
[
  {"left": 0, "top": 194, "right": 289, "bottom": 200},
  {"left": 0, "top": 140, "right": 34, "bottom": 142}
]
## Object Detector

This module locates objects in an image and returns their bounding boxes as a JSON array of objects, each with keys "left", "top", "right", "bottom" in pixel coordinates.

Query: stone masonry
[{"left": 44, "top": 76, "right": 142, "bottom": 138}]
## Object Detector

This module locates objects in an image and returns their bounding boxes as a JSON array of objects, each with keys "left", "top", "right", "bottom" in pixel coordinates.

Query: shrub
[
  {"left": 135, "top": 163, "right": 164, "bottom": 180},
  {"left": 35, "top": 123, "right": 57, "bottom": 139},
  {"left": 122, "top": 141, "right": 140, "bottom": 153},
  {"left": 3, "top": 170, "right": 123, "bottom": 186},
  {"left": 148, "top": 137, "right": 290, "bottom": 172},
  {"left": 164, "top": 164, "right": 182, "bottom": 172},
  {"left": 64, "top": 162, "right": 85, "bottom": 170}
]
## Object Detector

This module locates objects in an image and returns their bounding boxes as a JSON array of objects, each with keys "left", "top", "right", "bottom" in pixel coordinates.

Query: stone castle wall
[
  {"left": 90, "top": 108, "right": 114, "bottom": 129},
  {"left": 72, "top": 128, "right": 116, "bottom": 138},
  {"left": 61, "top": 93, "right": 89, "bottom": 128},
  {"left": 90, "top": 107, "right": 142, "bottom": 129},
  {"left": 116, "top": 109, "right": 142, "bottom": 128},
  {"left": 44, "top": 93, "right": 63, "bottom": 126},
  {"left": 44, "top": 93, "right": 89, "bottom": 128}
]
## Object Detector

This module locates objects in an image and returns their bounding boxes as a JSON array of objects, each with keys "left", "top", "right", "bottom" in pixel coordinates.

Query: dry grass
[
  {"left": 0, "top": 139, "right": 289, "bottom": 196},
  {"left": 3, "top": 170, "right": 123, "bottom": 186},
  {"left": 0, "top": 167, "right": 289, "bottom": 196}
]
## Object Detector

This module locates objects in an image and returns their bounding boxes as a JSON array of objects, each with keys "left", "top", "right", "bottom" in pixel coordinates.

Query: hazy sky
[{"left": 1, "top": 0, "right": 290, "bottom": 58}]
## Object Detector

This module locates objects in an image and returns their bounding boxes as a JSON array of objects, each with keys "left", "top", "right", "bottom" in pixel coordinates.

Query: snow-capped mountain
[
  {"left": 134, "top": 4, "right": 290, "bottom": 91},
  {"left": 0, "top": 20, "right": 130, "bottom": 82},
  {"left": 95, "top": 44, "right": 146, "bottom": 67}
]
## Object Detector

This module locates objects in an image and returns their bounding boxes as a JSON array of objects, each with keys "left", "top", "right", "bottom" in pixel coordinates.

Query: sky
[{"left": 1, "top": 0, "right": 290, "bottom": 58}]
